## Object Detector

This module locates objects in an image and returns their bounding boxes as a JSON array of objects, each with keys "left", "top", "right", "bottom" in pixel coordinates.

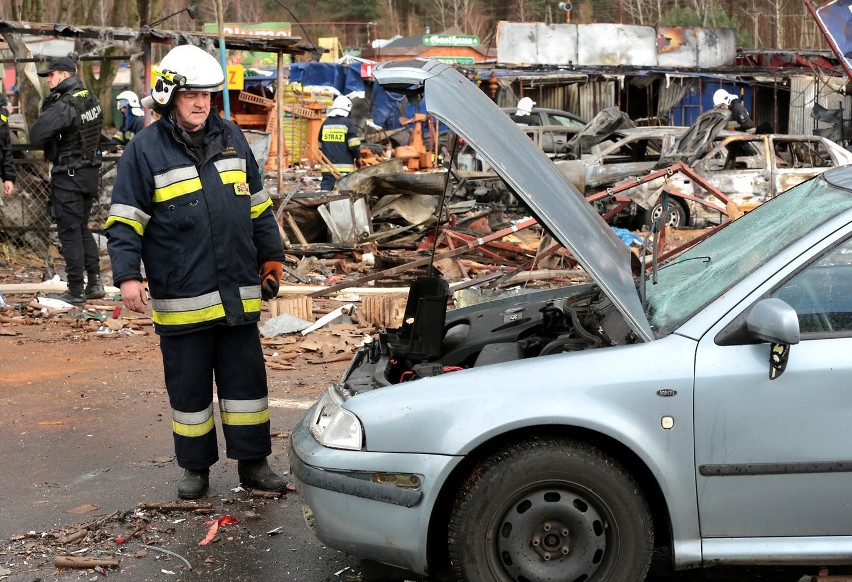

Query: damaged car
[
  {"left": 291, "top": 59, "right": 852, "bottom": 582},
  {"left": 557, "top": 108, "right": 852, "bottom": 228}
]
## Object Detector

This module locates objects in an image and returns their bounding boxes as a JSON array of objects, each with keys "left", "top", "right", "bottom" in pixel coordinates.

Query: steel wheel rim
[
  {"left": 489, "top": 485, "right": 608, "bottom": 582},
  {"left": 651, "top": 203, "right": 682, "bottom": 227}
]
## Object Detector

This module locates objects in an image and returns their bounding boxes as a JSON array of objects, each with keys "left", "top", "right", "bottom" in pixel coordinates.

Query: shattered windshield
[{"left": 644, "top": 174, "right": 852, "bottom": 336}]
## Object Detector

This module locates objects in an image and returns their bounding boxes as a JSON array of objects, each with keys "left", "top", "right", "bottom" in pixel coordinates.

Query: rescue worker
[
  {"left": 511, "top": 96, "right": 539, "bottom": 126},
  {"left": 0, "top": 102, "right": 15, "bottom": 196},
  {"left": 30, "top": 56, "right": 105, "bottom": 305},
  {"left": 105, "top": 44, "right": 287, "bottom": 500},
  {"left": 713, "top": 88, "right": 755, "bottom": 132},
  {"left": 317, "top": 95, "right": 361, "bottom": 190},
  {"left": 109, "top": 90, "right": 144, "bottom": 146}
]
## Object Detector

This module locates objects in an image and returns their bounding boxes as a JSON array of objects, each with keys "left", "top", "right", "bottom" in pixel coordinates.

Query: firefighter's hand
[
  {"left": 120, "top": 279, "right": 149, "bottom": 313},
  {"left": 259, "top": 261, "right": 283, "bottom": 300},
  {"left": 259, "top": 260, "right": 283, "bottom": 301},
  {"left": 3, "top": 181, "right": 13, "bottom": 196}
]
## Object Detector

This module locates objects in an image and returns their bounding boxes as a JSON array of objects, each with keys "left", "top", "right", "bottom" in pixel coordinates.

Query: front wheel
[{"left": 448, "top": 438, "right": 653, "bottom": 582}]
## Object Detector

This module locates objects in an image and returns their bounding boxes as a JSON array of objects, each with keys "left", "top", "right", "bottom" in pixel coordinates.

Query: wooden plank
[{"left": 285, "top": 212, "right": 309, "bottom": 245}]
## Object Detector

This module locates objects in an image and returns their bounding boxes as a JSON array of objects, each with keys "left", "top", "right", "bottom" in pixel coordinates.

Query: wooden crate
[
  {"left": 268, "top": 296, "right": 313, "bottom": 320},
  {"left": 360, "top": 294, "right": 408, "bottom": 328}
]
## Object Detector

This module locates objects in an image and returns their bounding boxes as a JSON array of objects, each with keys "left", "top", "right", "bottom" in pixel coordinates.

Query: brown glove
[{"left": 259, "top": 261, "right": 283, "bottom": 300}]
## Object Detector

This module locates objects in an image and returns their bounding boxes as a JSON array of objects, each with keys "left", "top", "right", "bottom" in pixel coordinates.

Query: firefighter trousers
[{"left": 160, "top": 323, "right": 273, "bottom": 470}]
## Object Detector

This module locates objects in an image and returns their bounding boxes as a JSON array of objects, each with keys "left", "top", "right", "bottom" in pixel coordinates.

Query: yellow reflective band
[
  {"left": 242, "top": 297, "right": 261, "bottom": 313},
  {"left": 173, "top": 415, "right": 216, "bottom": 437},
  {"left": 153, "top": 178, "right": 202, "bottom": 203},
  {"left": 104, "top": 215, "right": 145, "bottom": 236},
  {"left": 0, "top": 114, "right": 6, "bottom": 122},
  {"left": 250, "top": 197, "right": 272, "bottom": 219},
  {"left": 152, "top": 303, "right": 226, "bottom": 326},
  {"left": 348, "top": 137, "right": 362, "bottom": 148},
  {"left": 220, "top": 408, "right": 270, "bottom": 426},
  {"left": 220, "top": 170, "right": 247, "bottom": 185}
]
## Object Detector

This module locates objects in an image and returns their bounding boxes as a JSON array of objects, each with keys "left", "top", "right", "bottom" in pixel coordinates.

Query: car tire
[
  {"left": 447, "top": 438, "right": 653, "bottom": 582},
  {"left": 645, "top": 198, "right": 688, "bottom": 229}
]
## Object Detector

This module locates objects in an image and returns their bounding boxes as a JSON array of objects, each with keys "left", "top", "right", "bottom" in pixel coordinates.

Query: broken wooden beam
[
  {"left": 307, "top": 217, "right": 539, "bottom": 297},
  {"left": 55, "top": 556, "right": 120, "bottom": 569}
]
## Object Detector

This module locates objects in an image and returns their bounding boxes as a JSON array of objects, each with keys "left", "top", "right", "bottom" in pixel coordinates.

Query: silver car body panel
[{"left": 372, "top": 59, "right": 654, "bottom": 342}]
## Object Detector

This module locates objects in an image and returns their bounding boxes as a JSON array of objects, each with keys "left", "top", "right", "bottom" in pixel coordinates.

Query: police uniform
[
  {"left": 0, "top": 107, "right": 15, "bottom": 189},
  {"left": 29, "top": 76, "right": 103, "bottom": 297},
  {"left": 318, "top": 114, "right": 361, "bottom": 190},
  {"left": 105, "top": 109, "right": 284, "bottom": 470}
]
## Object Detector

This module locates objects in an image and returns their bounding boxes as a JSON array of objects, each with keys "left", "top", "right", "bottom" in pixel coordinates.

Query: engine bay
[{"left": 340, "top": 276, "right": 638, "bottom": 395}]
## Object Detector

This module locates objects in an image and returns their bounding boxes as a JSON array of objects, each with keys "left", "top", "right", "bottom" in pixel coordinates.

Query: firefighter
[
  {"left": 109, "top": 90, "right": 144, "bottom": 146},
  {"left": 713, "top": 88, "right": 755, "bottom": 132},
  {"left": 317, "top": 95, "right": 361, "bottom": 190},
  {"left": 511, "top": 96, "right": 539, "bottom": 126},
  {"left": 29, "top": 56, "right": 105, "bottom": 304},
  {"left": 105, "top": 44, "right": 287, "bottom": 500}
]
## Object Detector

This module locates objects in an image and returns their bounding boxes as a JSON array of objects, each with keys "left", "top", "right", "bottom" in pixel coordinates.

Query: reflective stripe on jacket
[
  {"left": 317, "top": 115, "right": 361, "bottom": 174},
  {"left": 105, "top": 110, "right": 284, "bottom": 335}
]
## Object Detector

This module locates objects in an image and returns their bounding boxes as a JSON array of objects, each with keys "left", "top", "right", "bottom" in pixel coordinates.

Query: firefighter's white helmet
[
  {"left": 149, "top": 45, "right": 224, "bottom": 110},
  {"left": 713, "top": 88, "right": 736, "bottom": 107},
  {"left": 516, "top": 97, "right": 536, "bottom": 116},
  {"left": 329, "top": 95, "right": 352, "bottom": 117},
  {"left": 116, "top": 90, "right": 143, "bottom": 117}
]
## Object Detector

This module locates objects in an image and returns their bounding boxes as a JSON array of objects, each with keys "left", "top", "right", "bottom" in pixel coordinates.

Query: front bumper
[{"left": 289, "top": 410, "right": 463, "bottom": 575}]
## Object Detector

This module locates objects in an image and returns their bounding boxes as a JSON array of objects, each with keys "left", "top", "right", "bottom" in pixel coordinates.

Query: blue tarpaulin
[{"left": 288, "top": 62, "right": 365, "bottom": 94}]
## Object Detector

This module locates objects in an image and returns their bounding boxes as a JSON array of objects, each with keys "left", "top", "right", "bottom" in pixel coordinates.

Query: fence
[{"left": 0, "top": 151, "right": 119, "bottom": 270}]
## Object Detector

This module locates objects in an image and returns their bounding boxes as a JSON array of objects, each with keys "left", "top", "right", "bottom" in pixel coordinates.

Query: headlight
[{"left": 309, "top": 388, "right": 363, "bottom": 450}]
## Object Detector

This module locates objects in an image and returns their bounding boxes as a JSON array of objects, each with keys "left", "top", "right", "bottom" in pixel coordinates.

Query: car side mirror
[{"left": 747, "top": 298, "right": 800, "bottom": 380}]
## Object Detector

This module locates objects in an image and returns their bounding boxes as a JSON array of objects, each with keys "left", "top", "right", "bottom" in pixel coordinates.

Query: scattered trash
[
  {"left": 259, "top": 313, "right": 313, "bottom": 337},
  {"left": 199, "top": 515, "right": 239, "bottom": 546},
  {"left": 301, "top": 304, "right": 355, "bottom": 335},
  {"left": 141, "top": 544, "right": 192, "bottom": 571}
]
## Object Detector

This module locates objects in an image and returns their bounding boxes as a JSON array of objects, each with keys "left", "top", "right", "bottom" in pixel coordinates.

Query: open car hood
[{"left": 373, "top": 59, "right": 654, "bottom": 342}]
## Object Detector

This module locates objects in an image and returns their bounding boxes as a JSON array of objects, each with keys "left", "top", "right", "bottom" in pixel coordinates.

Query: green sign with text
[{"left": 422, "top": 34, "right": 480, "bottom": 47}]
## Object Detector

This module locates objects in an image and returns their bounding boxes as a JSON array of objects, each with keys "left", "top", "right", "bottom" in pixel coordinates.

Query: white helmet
[
  {"left": 713, "top": 89, "right": 736, "bottom": 107},
  {"left": 116, "top": 90, "right": 144, "bottom": 117},
  {"left": 329, "top": 95, "right": 352, "bottom": 117},
  {"left": 516, "top": 97, "right": 536, "bottom": 116},
  {"left": 149, "top": 45, "right": 224, "bottom": 110}
]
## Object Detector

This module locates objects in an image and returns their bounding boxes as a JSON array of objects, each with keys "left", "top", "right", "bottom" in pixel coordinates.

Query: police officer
[
  {"left": 511, "top": 96, "right": 539, "bottom": 126},
  {"left": 109, "top": 90, "right": 144, "bottom": 146},
  {"left": 317, "top": 95, "right": 361, "bottom": 190},
  {"left": 0, "top": 103, "right": 15, "bottom": 196},
  {"left": 713, "top": 89, "right": 755, "bottom": 132},
  {"left": 105, "top": 44, "right": 287, "bottom": 500},
  {"left": 30, "top": 56, "right": 105, "bottom": 304}
]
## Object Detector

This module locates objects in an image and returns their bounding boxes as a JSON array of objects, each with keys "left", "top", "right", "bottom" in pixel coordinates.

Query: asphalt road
[{"left": 0, "top": 329, "right": 849, "bottom": 582}]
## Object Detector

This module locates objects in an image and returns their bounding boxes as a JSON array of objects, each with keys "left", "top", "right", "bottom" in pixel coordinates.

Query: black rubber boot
[
  {"left": 46, "top": 284, "right": 86, "bottom": 306},
  {"left": 85, "top": 274, "right": 105, "bottom": 300},
  {"left": 238, "top": 459, "right": 287, "bottom": 492},
  {"left": 177, "top": 469, "right": 209, "bottom": 499}
]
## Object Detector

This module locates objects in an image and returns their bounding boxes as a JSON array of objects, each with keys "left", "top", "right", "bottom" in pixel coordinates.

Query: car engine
[{"left": 340, "top": 276, "right": 638, "bottom": 395}]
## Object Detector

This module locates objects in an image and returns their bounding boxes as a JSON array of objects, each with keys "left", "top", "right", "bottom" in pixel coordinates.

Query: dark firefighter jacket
[
  {"left": 318, "top": 114, "right": 361, "bottom": 175},
  {"left": 110, "top": 111, "right": 144, "bottom": 145},
  {"left": 105, "top": 109, "right": 284, "bottom": 336},
  {"left": 0, "top": 108, "right": 15, "bottom": 185},
  {"left": 29, "top": 76, "right": 103, "bottom": 174}
]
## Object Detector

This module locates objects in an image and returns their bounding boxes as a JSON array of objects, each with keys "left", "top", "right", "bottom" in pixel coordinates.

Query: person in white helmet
[
  {"left": 713, "top": 88, "right": 755, "bottom": 131},
  {"left": 511, "top": 96, "right": 539, "bottom": 126},
  {"left": 317, "top": 94, "right": 361, "bottom": 190},
  {"left": 109, "top": 90, "right": 144, "bottom": 146},
  {"left": 106, "top": 44, "right": 288, "bottom": 500}
]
